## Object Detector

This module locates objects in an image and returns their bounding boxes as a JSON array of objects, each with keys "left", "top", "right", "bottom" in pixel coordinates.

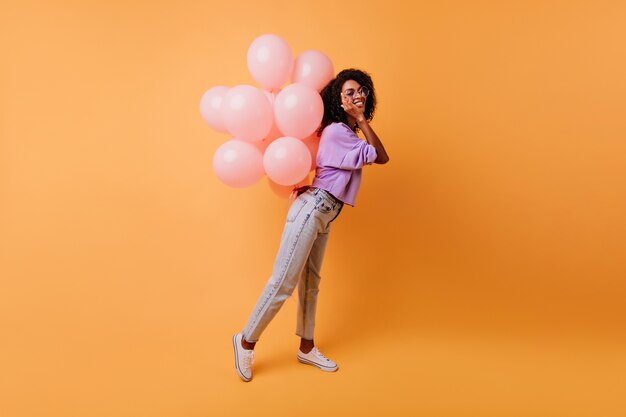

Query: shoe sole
[
  {"left": 232, "top": 334, "right": 252, "bottom": 382},
  {"left": 297, "top": 356, "right": 338, "bottom": 372}
]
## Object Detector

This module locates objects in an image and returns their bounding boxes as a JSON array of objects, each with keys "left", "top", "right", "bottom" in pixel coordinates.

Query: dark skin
[
  {"left": 241, "top": 79, "right": 389, "bottom": 353},
  {"left": 340, "top": 79, "right": 389, "bottom": 164}
]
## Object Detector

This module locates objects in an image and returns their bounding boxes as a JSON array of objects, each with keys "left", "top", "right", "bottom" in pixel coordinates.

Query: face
[{"left": 341, "top": 80, "right": 369, "bottom": 110}]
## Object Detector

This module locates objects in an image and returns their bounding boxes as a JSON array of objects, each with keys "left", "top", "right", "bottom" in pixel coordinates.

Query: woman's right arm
[
  {"left": 341, "top": 95, "right": 389, "bottom": 164},
  {"left": 356, "top": 116, "right": 389, "bottom": 164}
]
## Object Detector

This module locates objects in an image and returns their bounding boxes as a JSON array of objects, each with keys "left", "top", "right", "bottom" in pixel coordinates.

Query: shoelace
[
  {"left": 242, "top": 350, "right": 254, "bottom": 370},
  {"left": 310, "top": 347, "right": 330, "bottom": 361}
]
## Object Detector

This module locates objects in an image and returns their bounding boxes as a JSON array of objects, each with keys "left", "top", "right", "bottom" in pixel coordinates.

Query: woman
[{"left": 233, "top": 68, "right": 389, "bottom": 382}]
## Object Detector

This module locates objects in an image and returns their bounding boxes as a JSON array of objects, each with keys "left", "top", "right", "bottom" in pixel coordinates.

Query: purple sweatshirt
[{"left": 311, "top": 122, "right": 378, "bottom": 206}]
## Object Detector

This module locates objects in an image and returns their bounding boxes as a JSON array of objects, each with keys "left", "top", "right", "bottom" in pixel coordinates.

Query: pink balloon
[
  {"left": 247, "top": 34, "right": 293, "bottom": 91},
  {"left": 262, "top": 91, "right": 283, "bottom": 141},
  {"left": 274, "top": 83, "right": 323, "bottom": 139},
  {"left": 220, "top": 85, "right": 273, "bottom": 142},
  {"left": 292, "top": 50, "right": 334, "bottom": 92},
  {"left": 213, "top": 139, "right": 265, "bottom": 188},
  {"left": 252, "top": 137, "right": 275, "bottom": 154},
  {"left": 199, "top": 86, "right": 229, "bottom": 133},
  {"left": 267, "top": 174, "right": 310, "bottom": 199},
  {"left": 263, "top": 137, "right": 311, "bottom": 186},
  {"left": 263, "top": 90, "right": 275, "bottom": 105},
  {"left": 301, "top": 133, "right": 320, "bottom": 171}
]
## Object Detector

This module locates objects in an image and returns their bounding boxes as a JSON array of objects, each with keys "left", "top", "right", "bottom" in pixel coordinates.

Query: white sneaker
[
  {"left": 232, "top": 333, "right": 254, "bottom": 382},
  {"left": 297, "top": 347, "right": 338, "bottom": 372}
]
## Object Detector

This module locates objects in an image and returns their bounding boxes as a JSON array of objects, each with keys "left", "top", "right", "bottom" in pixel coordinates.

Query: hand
[
  {"left": 289, "top": 185, "right": 310, "bottom": 204},
  {"left": 340, "top": 95, "right": 365, "bottom": 121},
  {"left": 294, "top": 185, "right": 310, "bottom": 196}
]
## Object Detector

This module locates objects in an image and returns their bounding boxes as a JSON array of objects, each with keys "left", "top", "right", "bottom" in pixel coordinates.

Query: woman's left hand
[{"left": 288, "top": 185, "right": 311, "bottom": 204}]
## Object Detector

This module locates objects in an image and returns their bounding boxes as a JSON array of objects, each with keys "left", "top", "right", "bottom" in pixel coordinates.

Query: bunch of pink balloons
[{"left": 200, "top": 34, "right": 333, "bottom": 196}]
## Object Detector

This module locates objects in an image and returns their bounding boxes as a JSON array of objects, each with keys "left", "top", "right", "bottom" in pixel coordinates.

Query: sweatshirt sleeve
[
  {"left": 339, "top": 140, "right": 378, "bottom": 169},
  {"left": 323, "top": 123, "right": 378, "bottom": 170}
]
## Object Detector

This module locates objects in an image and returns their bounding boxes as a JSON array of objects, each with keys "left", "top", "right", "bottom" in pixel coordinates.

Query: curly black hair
[{"left": 316, "top": 68, "right": 376, "bottom": 136}]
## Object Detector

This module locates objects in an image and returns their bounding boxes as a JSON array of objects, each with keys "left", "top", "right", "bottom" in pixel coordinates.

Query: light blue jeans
[{"left": 242, "top": 187, "right": 344, "bottom": 343}]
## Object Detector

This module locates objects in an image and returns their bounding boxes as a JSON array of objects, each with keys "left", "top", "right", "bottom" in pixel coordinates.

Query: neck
[{"left": 346, "top": 115, "right": 357, "bottom": 130}]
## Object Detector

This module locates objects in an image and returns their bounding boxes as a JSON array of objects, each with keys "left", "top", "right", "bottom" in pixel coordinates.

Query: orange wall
[{"left": 2, "top": 1, "right": 625, "bottom": 416}]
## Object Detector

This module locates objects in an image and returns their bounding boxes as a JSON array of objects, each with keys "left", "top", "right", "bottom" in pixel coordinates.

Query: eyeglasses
[{"left": 342, "top": 86, "right": 370, "bottom": 99}]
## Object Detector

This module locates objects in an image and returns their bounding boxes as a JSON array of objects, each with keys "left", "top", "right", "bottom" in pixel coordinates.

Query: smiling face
[{"left": 341, "top": 79, "right": 367, "bottom": 110}]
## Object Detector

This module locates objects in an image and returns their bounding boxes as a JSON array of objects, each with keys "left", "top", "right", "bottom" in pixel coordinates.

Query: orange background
[{"left": 2, "top": 1, "right": 626, "bottom": 416}]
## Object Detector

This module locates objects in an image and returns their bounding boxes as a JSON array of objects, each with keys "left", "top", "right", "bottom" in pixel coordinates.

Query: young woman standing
[{"left": 233, "top": 68, "right": 389, "bottom": 381}]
